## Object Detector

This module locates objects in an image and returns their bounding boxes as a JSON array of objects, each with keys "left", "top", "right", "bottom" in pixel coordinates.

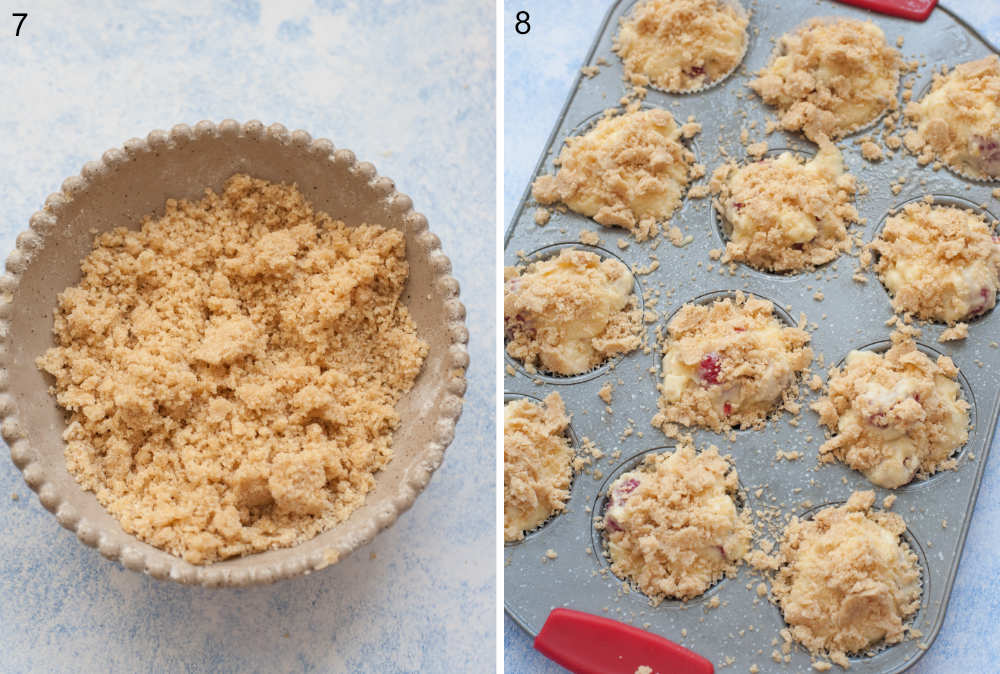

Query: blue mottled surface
[
  {"left": 503, "top": 1, "right": 1000, "bottom": 672},
  {"left": 1, "top": 1, "right": 494, "bottom": 672}
]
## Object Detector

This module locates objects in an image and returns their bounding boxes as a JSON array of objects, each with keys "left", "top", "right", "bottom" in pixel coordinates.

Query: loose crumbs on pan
[{"left": 37, "top": 175, "right": 427, "bottom": 564}]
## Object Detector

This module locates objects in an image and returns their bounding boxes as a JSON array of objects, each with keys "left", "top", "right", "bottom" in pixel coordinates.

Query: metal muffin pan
[{"left": 504, "top": 1, "right": 999, "bottom": 672}]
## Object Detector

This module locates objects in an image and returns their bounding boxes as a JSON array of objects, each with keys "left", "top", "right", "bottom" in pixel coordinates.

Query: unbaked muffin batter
[
  {"left": 749, "top": 18, "right": 901, "bottom": 141},
  {"left": 37, "top": 175, "right": 427, "bottom": 564},
  {"left": 504, "top": 249, "right": 642, "bottom": 375},
  {"left": 904, "top": 55, "right": 1000, "bottom": 180},
  {"left": 532, "top": 108, "right": 701, "bottom": 241},
  {"left": 710, "top": 139, "right": 859, "bottom": 272},
  {"left": 603, "top": 442, "right": 751, "bottom": 603},
  {"left": 614, "top": 0, "right": 749, "bottom": 93},
  {"left": 811, "top": 332, "right": 969, "bottom": 488},
  {"left": 654, "top": 293, "right": 812, "bottom": 434},
  {"left": 504, "top": 393, "right": 574, "bottom": 542},
  {"left": 865, "top": 201, "right": 1000, "bottom": 324},
  {"left": 769, "top": 491, "right": 921, "bottom": 668}
]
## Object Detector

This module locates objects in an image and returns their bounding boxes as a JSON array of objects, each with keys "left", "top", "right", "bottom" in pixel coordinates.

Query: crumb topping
[
  {"left": 811, "top": 332, "right": 969, "bottom": 488},
  {"left": 36, "top": 175, "right": 428, "bottom": 564},
  {"left": 939, "top": 323, "right": 969, "bottom": 342},
  {"left": 904, "top": 56, "right": 1000, "bottom": 180},
  {"left": 614, "top": 0, "right": 749, "bottom": 93},
  {"left": 532, "top": 108, "right": 699, "bottom": 241},
  {"left": 603, "top": 441, "right": 751, "bottom": 603},
  {"left": 504, "top": 249, "right": 642, "bottom": 375},
  {"left": 654, "top": 293, "right": 812, "bottom": 434},
  {"left": 770, "top": 491, "right": 921, "bottom": 665},
  {"left": 504, "top": 394, "right": 573, "bottom": 542},
  {"left": 866, "top": 201, "right": 1000, "bottom": 323},
  {"left": 710, "top": 139, "right": 858, "bottom": 272},
  {"left": 749, "top": 19, "right": 901, "bottom": 141}
]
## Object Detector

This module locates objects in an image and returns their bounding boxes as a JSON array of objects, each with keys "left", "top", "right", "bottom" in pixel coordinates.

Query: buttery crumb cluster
[
  {"left": 38, "top": 175, "right": 427, "bottom": 564},
  {"left": 532, "top": 108, "right": 702, "bottom": 241},
  {"left": 654, "top": 293, "right": 812, "bottom": 434}
]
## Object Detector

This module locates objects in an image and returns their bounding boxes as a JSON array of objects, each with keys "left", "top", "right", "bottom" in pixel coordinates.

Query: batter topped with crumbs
[
  {"left": 532, "top": 108, "right": 701, "bottom": 241},
  {"left": 504, "top": 249, "right": 642, "bottom": 375},
  {"left": 768, "top": 491, "right": 921, "bottom": 668},
  {"left": 811, "top": 332, "right": 969, "bottom": 488},
  {"left": 504, "top": 393, "right": 574, "bottom": 542},
  {"left": 603, "top": 441, "right": 751, "bottom": 603},
  {"left": 749, "top": 18, "right": 901, "bottom": 141},
  {"left": 614, "top": 0, "right": 749, "bottom": 93},
  {"left": 710, "top": 139, "right": 859, "bottom": 272},
  {"left": 653, "top": 293, "right": 812, "bottom": 434},
  {"left": 865, "top": 201, "right": 1000, "bottom": 324},
  {"left": 904, "top": 56, "right": 1000, "bottom": 180}
]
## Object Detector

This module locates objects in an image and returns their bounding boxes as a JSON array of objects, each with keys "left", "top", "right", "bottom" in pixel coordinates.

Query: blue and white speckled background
[
  {"left": 503, "top": 1, "right": 1000, "bottom": 672},
  {"left": 0, "top": 1, "right": 494, "bottom": 671}
]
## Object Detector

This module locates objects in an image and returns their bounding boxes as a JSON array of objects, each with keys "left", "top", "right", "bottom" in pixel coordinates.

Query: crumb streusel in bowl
[{"left": 1, "top": 120, "right": 468, "bottom": 585}]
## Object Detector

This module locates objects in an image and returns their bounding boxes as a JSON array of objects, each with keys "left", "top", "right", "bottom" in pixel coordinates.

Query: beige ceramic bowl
[{"left": 0, "top": 120, "right": 468, "bottom": 586}]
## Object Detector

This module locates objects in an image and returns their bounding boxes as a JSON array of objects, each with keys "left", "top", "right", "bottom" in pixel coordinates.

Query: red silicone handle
[
  {"left": 533, "top": 608, "right": 714, "bottom": 674},
  {"left": 834, "top": 0, "right": 937, "bottom": 21}
]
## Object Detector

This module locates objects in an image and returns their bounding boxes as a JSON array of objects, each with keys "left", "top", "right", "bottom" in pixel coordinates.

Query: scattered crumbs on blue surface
[
  {"left": 0, "top": 1, "right": 494, "bottom": 672},
  {"left": 503, "top": 1, "right": 1000, "bottom": 672}
]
